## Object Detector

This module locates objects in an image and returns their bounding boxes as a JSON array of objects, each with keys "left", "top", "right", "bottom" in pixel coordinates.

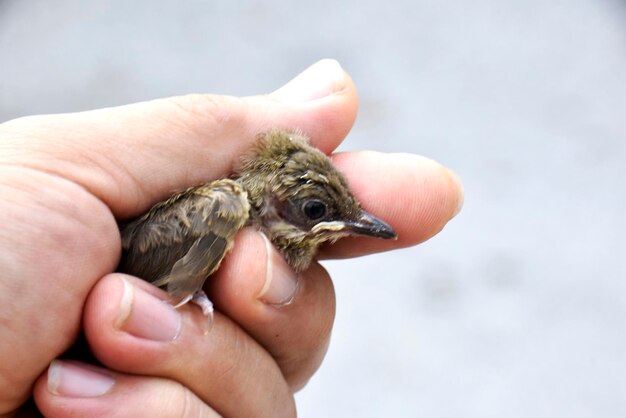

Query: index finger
[{"left": 320, "top": 151, "right": 464, "bottom": 259}]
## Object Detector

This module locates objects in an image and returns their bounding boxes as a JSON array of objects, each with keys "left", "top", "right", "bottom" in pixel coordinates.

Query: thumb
[{"left": 0, "top": 59, "right": 358, "bottom": 218}]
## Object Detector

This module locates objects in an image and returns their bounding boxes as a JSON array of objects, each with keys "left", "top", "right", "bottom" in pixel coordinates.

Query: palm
[{"left": 0, "top": 167, "right": 119, "bottom": 409}]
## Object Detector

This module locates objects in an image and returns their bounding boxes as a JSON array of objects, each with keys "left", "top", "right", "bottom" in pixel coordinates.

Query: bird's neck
[{"left": 235, "top": 175, "right": 318, "bottom": 272}]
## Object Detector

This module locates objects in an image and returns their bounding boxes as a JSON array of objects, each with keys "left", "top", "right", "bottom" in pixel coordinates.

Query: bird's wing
[
  {"left": 152, "top": 232, "right": 228, "bottom": 300},
  {"left": 119, "top": 179, "right": 250, "bottom": 302}
]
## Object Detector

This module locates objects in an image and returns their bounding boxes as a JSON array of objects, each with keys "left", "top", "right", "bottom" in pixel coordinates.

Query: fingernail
[
  {"left": 116, "top": 277, "right": 181, "bottom": 341},
  {"left": 48, "top": 360, "right": 115, "bottom": 398},
  {"left": 270, "top": 59, "right": 346, "bottom": 103},
  {"left": 257, "top": 232, "right": 300, "bottom": 306},
  {"left": 447, "top": 168, "right": 464, "bottom": 218}
]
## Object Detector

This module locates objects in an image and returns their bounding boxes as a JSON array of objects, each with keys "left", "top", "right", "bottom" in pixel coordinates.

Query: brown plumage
[{"left": 118, "top": 129, "right": 396, "bottom": 315}]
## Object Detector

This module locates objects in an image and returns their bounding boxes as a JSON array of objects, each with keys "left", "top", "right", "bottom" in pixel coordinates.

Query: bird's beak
[{"left": 344, "top": 210, "right": 397, "bottom": 240}]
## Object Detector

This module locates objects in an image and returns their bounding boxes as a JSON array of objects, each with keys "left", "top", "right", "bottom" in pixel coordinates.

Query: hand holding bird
[{"left": 0, "top": 59, "right": 463, "bottom": 417}]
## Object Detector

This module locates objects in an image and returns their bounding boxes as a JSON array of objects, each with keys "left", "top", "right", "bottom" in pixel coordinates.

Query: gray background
[{"left": 2, "top": 0, "right": 625, "bottom": 417}]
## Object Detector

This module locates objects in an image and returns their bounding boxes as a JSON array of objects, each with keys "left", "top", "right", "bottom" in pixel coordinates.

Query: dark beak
[{"left": 345, "top": 210, "right": 397, "bottom": 240}]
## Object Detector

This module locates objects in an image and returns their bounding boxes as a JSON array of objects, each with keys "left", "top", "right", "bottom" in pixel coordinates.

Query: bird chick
[{"left": 118, "top": 129, "right": 396, "bottom": 316}]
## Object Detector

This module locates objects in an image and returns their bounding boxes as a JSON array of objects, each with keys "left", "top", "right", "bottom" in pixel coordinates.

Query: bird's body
[
  {"left": 119, "top": 129, "right": 396, "bottom": 315},
  {"left": 119, "top": 180, "right": 250, "bottom": 311}
]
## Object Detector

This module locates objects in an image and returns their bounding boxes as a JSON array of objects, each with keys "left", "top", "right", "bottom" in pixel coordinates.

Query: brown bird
[{"left": 118, "top": 129, "right": 396, "bottom": 316}]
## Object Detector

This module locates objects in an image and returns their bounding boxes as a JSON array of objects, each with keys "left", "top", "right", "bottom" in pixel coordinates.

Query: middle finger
[{"left": 83, "top": 274, "right": 296, "bottom": 418}]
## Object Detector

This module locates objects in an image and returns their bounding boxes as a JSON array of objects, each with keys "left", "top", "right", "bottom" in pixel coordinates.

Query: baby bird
[{"left": 118, "top": 129, "right": 396, "bottom": 315}]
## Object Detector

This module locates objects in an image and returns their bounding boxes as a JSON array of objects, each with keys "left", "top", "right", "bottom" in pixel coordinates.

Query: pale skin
[{"left": 0, "top": 60, "right": 463, "bottom": 417}]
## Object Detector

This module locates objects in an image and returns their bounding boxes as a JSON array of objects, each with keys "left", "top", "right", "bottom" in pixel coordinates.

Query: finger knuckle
[{"left": 163, "top": 94, "right": 244, "bottom": 129}]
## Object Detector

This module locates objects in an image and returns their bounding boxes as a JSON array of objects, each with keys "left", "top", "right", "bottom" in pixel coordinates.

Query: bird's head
[{"left": 235, "top": 129, "right": 396, "bottom": 271}]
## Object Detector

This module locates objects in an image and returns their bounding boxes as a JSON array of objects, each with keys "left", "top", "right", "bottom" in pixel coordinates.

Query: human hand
[{"left": 0, "top": 59, "right": 463, "bottom": 417}]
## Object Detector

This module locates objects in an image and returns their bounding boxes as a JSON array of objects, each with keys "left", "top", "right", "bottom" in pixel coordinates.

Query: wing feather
[{"left": 118, "top": 179, "right": 250, "bottom": 302}]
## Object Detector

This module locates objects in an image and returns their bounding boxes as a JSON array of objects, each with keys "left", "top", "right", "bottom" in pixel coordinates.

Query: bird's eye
[{"left": 302, "top": 199, "right": 327, "bottom": 221}]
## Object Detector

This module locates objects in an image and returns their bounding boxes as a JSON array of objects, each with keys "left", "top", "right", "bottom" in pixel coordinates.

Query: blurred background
[{"left": 1, "top": 0, "right": 625, "bottom": 416}]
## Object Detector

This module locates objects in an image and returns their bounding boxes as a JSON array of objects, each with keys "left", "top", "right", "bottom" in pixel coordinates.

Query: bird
[{"left": 118, "top": 128, "right": 397, "bottom": 316}]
